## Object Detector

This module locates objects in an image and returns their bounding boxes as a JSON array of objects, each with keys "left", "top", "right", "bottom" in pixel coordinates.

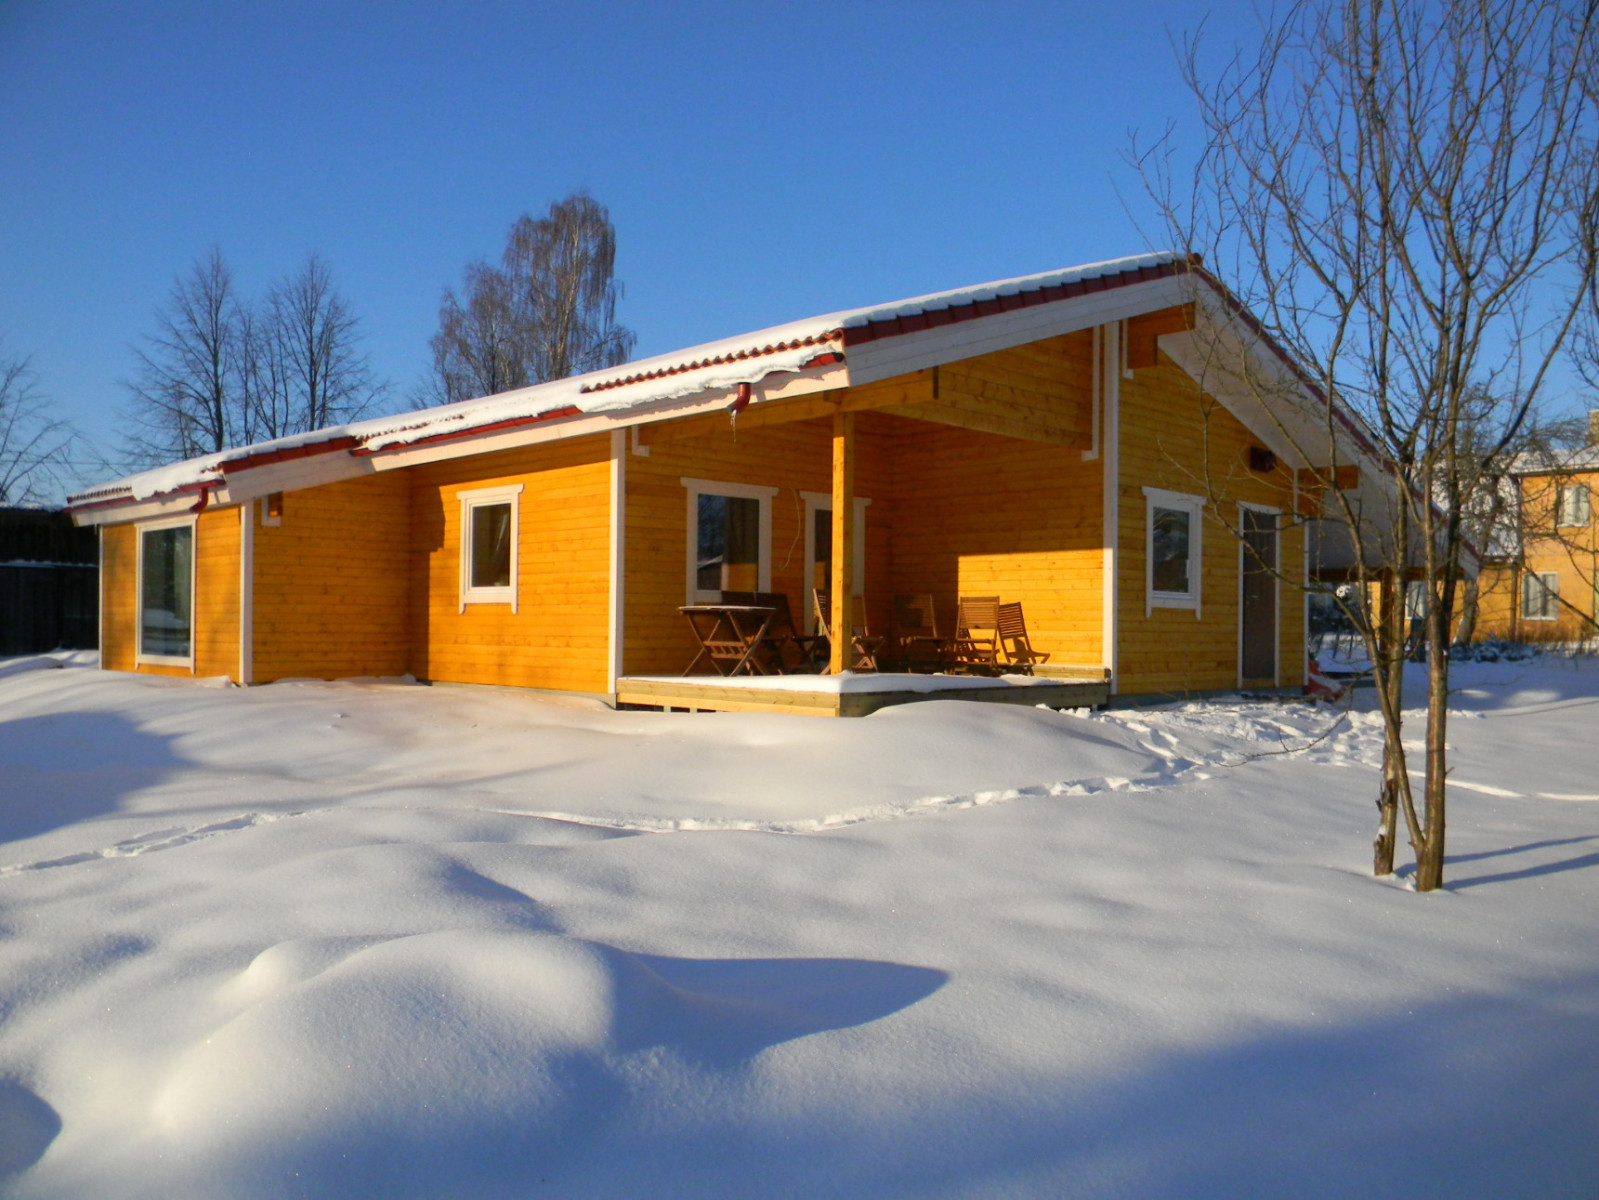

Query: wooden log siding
[
  {"left": 252, "top": 473, "right": 412, "bottom": 682},
  {"left": 193, "top": 506, "right": 241, "bottom": 679},
  {"left": 99, "top": 523, "right": 137, "bottom": 673},
  {"left": 1114, "top": 361, "right": 1306, "bottom": 695},
  {"left": 882, "top": 418, "right": 1105, "bottom": 667},
  {"left": 409, "top": 435, "right": 612, "bottom": 693}
]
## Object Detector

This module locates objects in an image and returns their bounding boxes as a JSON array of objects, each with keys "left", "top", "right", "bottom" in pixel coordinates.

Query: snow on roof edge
[{"left": 70, "top": 252, "right": 1181, "bottom": 507}]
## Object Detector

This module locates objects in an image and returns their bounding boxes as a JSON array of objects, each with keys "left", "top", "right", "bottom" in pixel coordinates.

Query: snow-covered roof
[{"left": 71, "top": 253, "right": 1187, "bottom": 514}]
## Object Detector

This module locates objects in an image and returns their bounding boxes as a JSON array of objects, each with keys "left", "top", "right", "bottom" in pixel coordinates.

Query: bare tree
[
  {"left": 0, "top": 340, "right": 75, "bottom": 504},
  {"left": 1142, "top": 1, "right": 1599, "bottom": 890},
  {"left": 250, "top": 253, "right": 385, "bottom": 437},
  {"left": 123, "top": 248, "right": 247, "bottom": 462},
  {"left": 423, "top": 262, "right": 527, "bottom": 407},
  {"left": 425, "top": 192, "right": 635, "bottom": 407}
]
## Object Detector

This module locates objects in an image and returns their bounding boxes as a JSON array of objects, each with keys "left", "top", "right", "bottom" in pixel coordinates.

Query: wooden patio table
[{"left": 678, "top": 604, "right": 781, "bottom": 677}]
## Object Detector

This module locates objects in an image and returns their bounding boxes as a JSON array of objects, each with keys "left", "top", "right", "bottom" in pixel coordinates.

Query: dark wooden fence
[{"left": 0, "top": 508, "right": 98, "bottom": 655}]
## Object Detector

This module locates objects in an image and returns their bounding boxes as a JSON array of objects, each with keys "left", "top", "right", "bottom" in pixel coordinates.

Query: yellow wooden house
[
  {"left": 1471, "top": 425, "right": 1599, "bottom": 644},
  {"left": 70, "top": 253, "right": 1384, "bottom": 712}
]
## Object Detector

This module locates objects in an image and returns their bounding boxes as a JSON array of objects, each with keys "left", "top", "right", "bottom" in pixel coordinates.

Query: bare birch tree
[
  {"left": 425, "top": 192, "right": 635, "bottom": 406},
  {"left": 0, "top": 340, "right": 75, "bottom": 504},
  {"left": 249, "top": 252, "right": 385, "bottom": 437},
  {"left": 123, "top": 248, "right": 246, "bottom": 461},
  {"left": 1141, "top": 0, "right": 1599, "bottom": 890}
]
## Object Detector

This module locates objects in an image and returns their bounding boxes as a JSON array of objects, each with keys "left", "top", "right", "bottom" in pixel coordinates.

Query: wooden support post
[{"left": 830, "top": 411, "right": 856, "bottom": 674}]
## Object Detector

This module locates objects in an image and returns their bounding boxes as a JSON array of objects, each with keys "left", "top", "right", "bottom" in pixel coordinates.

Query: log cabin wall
[
  {"left": 98, "top": 522, "right": 137, "bottom": 673},
  {"left": 880, "top": 420, "right": 1105, "bottom": 668},
  {"left": 98, "top": 506, "right": 242, "bottom": 679},
  {"left": 193, "top": 505, "right": 241, "bottom": 679},
  {"left": 1114, "top": 358, "right": 1306, "bottom": 694},
  {"left": 251, "top": 472, "right": 412, "bottom": 682},
  {"left": 408, "top": 433, "right": 613, "bottom": 693}
]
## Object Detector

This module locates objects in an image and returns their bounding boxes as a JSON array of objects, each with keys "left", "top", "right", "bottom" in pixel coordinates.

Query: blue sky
[{"left": 1, "top": 1, "right": 1255, "bottom": 489}]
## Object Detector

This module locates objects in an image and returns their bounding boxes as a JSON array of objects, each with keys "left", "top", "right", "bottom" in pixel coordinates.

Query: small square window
[{"left": 458, "top": 484, "right": 522, "bottom": 612}]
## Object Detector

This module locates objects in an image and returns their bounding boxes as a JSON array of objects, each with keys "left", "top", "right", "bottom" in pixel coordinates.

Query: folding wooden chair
[
  {"left": 949, "top": 596, "right": 1002, "bottom": 675},
  {"left": 997, "top": 601, "right": 1051, "bottom": 675},
  {"left": 813, "top": 589, "right": 884, "bottom": 672},
  {"left": 737, "top": 591, "right": 827, "bottom": 673},
  {"left": 892, "top": 593, "right": 951, "bottom": 673}
]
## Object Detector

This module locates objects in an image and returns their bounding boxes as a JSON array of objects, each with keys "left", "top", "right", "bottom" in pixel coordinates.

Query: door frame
[
  {"left": 799, "top": 492, "right": 870, "bottom": 634},
  {"left": 1236, "top": 502, "right": 1280, "bottom": 687}
]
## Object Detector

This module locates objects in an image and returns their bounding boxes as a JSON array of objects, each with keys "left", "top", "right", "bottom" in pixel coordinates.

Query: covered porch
[{"left": 616, "top": 324, "right": 1126, "bottom": 712}]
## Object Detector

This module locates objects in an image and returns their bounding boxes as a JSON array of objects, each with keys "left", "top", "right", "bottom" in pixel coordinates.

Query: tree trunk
[
  {"left": 1416, "top": 598, "right": 1452, "bottom": 892},
  {"left": 1372, "top": 571, "right": 1404, "bottom": 876}
]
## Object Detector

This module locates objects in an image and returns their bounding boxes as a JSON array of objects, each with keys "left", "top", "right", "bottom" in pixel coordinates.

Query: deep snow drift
[{"left": 0, "top": 655, "right": 1595, "bottom": 1198}]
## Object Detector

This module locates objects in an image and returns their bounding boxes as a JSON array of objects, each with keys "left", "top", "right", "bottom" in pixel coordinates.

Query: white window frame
[
  {"left": 1557, "top": 483, "right": 1591, "bottom": 528},
  {"left": 800, "top": 491, "right": 870, "bottom": 633},
  {"left": 682, "top": 477, "right": 777, "bottom": 605},
  {"left": 1522, "top": 570, "right": 1559, "bottom": 621},
  {"left": 458, "top": 484, "right": 523, "bottom": 613},
  {"left": 1143, "top": 486, "right": 1205, "bottom": 617},
  {"left": 135, "top": 513, "right": 198, "bottom": 668}
]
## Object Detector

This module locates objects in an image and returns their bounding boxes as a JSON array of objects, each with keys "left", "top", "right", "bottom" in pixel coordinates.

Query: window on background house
[
  {"left": 458, "top": 484, "right": 522, "bottom": 611},
  {"left": 1522, "top": 571, "right": 1559, "bottom": 621},
  {"left": 1557, "top": 483, "right": 1591, "bottom": 528},
  {"left": 1143, "top": 487, "right": 1205, "bottom": 614},
  {"left": 682, "top": 479, "right": 776, "bottom": 604},
  {"left": 138, "top": 520, "right": 193, "bottom": 662}
]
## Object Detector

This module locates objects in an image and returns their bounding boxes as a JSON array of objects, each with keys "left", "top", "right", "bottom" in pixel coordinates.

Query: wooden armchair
[
  {"left": 997, "top": 601, "right": 1051, "bottom": 675},
  {"left": 949, "top": 596, "right": 1003, "bottom": 675},
  {"left": 813, "top": 589, "right": 884, "bottom": 672},
  {"left": 892, "top": 593, "right": 951, "bottom": 672}
]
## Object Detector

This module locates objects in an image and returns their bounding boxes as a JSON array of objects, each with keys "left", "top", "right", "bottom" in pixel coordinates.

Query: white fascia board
[
  {"left": 72, "top": 492, "right": 207, "bottom": 527},
  {"left": 214, "top": 452, "right": 378, "bottom": 503},
  {"left": 1160, "top": 296, "right": 1382, "bottom": 477},
  {"left": 842, "top": 276, "right": 1190, "bottom": 386},
  {"left": 362, "top": 361, "right": 850, "bottom": 474}
]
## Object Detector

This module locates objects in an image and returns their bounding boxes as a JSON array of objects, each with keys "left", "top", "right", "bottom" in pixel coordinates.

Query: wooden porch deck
[{"left": 616, "top": 668, "right": 1110, "bottom": 718}]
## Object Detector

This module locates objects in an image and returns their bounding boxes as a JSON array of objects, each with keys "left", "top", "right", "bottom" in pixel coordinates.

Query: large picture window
[
  {"left": 138, "top": 519, "right": 194, "bottom": 663},
  {"left": 682, "top": 478, "right": 776, "bottom": 604},
  {"left": 1143, "top": 487, "right": 1205, "bottom": 616},
  {"left": 458, "top": 484, "right": 523, "bottom": 612},
  {"left": 1522, "top": 571, "right": 1559, "bottom": 621}
]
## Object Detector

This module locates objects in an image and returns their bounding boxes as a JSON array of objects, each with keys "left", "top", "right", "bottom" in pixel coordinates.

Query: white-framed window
[
  {"left": 136, "top": 515, "right": 196, "bottom": 666},
  {"left": 259, "top": 492, "right": 283, "bottom": 527},
  {"left": 799, "top": 491, "right": 870, "bottom": 632},
  {"left": 458, "top": 484, "right": 523, "bottom": 613},
  {"left": 1557, "top": 483, "right": 1591, "bottom": 528},
  {"left": 1143, "top": 486, "right": 1205, "bottom": 616},
  {"left": 682, "top": 478, "right": 777, "bottom": 604},
  {"left": 1522, "top": 571, "right": 1559, "bottom": 621}
]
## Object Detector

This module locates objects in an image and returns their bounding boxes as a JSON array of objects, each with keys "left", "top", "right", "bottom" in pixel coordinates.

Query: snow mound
[{"left": 139, "top": 930, "right": 944, "bottom": 1196}]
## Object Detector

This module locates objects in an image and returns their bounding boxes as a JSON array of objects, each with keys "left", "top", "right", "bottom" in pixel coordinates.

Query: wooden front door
[{"left": 1240, "top": 508, "right": 1277, "bottom": 682}]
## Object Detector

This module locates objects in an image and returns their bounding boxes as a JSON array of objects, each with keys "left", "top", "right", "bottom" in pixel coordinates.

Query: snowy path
[{"left": 0, "top": 658, "right": 1596, "bottom": 1198}]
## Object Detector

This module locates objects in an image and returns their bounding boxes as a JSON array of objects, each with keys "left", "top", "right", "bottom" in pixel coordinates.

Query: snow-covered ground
[{"left": 1, "top": 654, "right": 1596, "bottom": 1199}]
